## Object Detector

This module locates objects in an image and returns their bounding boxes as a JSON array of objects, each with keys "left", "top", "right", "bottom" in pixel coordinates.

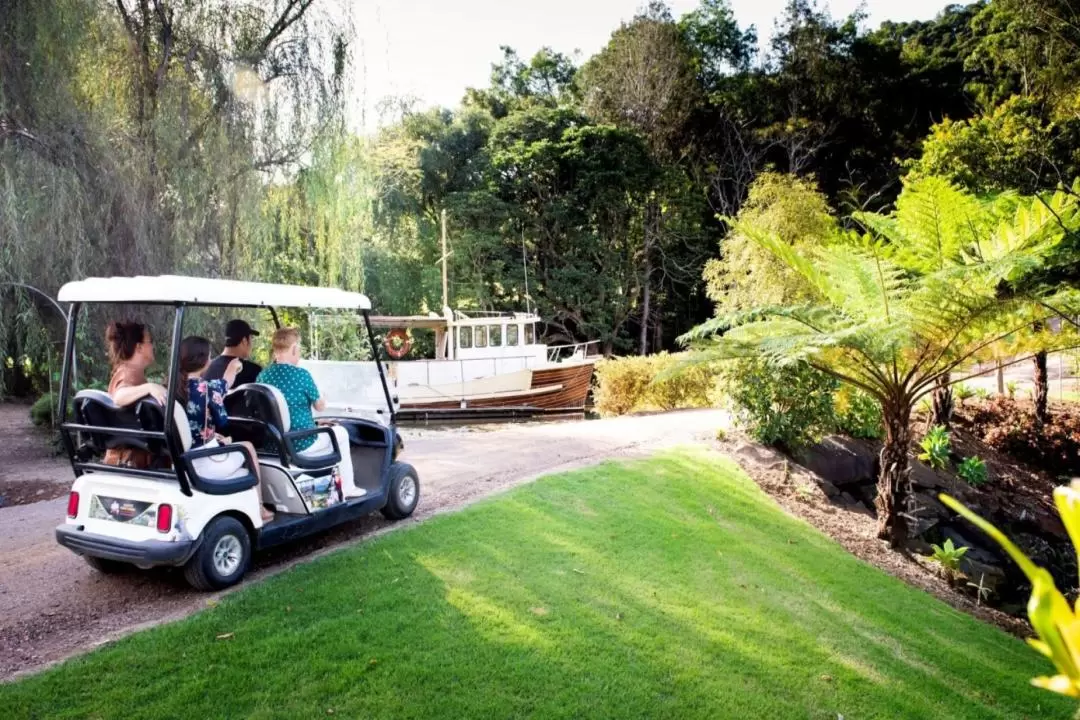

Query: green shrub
[
  {"left": 593, "top": 353, "right": 718, "bottom": 417},
  {"left": 645, "top": 353, "right": 717, "bottom": 411},
  {"left": 594, "top": 357, "right": 654, "bottom": 416},
  {"left": 954, "top": 384, "right": 976, "bottom": 405},
  {"left": 957, "top": 455, "right": 989, "bottom": 486},
  {"left": 919, "top": 425, "right": 952, "bottom": 470},
  {"left": 930, "top": 538, "right": 969, "bottom": 580},
  {"left": 719, "top": 359, "right": 839, "bottom": 451},
  {"left": 833, "top": 385, "right": 883, "bottom": 439},
  {"left": 29, "top": 392, "right": 58, "bottom": 427},
  {"left": 29, "top": 391, "right": 78, "bottom": 429}
]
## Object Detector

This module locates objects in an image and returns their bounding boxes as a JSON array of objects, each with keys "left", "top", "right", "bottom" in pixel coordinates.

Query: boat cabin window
[
  {"left": 475, "top": 326, "right": 488, "bottom": 349},
  {"left": 459, "top": 326, "right": 473, "bottom": 349},
  {"left": 490, "top": 325, "right": 502, "bottom": 347},
  {"left": 525, "top": 324, "right": 536, "bottom": 345},
  {"left": 506, "top": 324, "right": 519, "bottom": 346}
]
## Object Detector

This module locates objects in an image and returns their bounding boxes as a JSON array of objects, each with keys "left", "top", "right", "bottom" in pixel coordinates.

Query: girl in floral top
[{"left": 177, "top": 336, "right": 273, "bottom": 523}]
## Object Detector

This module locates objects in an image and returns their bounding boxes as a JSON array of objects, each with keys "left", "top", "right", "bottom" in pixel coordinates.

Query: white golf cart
[{"left": 53, "top": 275, "right": 419, "bottom": 591}]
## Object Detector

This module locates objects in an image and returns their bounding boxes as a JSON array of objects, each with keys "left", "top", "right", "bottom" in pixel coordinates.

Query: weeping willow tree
[
  {"left": 681, "top": 176, "right": 1080, "bottom": 548},
  {"left": 0, "top": 0, "right": 352, "bottom": 390},
  {"left": 252, "top": 133, "right": 373, "bottom": 290}
]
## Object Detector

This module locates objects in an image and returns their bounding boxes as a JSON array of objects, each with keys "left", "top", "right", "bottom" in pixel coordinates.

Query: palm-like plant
[{"left": 681, "top": 177, "right": 1080, "bottom": 547}]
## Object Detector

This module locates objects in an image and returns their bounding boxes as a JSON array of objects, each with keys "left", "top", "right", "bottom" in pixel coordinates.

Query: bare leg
[{"left": 240, "top": 441, "right": 273, "bottom": 522}]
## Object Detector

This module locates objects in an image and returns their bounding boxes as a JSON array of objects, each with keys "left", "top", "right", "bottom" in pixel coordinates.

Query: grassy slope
[{"left": 2, "top": 449, "right": 1070, "bottom": 719}]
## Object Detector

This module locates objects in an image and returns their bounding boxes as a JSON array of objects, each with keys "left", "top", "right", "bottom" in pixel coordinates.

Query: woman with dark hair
[
  {"left": 103, "top": 320, "right": 167, "bottom": 468},
  {"left": 177, "top": 336, "right": 273, "bottom": 523}
]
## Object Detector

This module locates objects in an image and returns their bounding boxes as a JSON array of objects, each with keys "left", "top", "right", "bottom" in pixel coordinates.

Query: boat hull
[{"left": 396, "top": 362, "right": 595, "bottom": 421}]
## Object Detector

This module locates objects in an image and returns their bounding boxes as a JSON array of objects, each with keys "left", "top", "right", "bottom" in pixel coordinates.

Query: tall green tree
[
  {"left": 485, "top": 106, "right": 660, "bottom": 350},
  {"left": 1, "top": 0, "right": 349, "bottom": 387},
  {"left": 578, "top": 1, "right": 704, "bottom": 354},
  {"left": 703, "top": 172, "right": 836, "bottom": 314}
]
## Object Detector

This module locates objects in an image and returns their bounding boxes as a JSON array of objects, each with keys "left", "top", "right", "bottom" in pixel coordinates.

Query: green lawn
[{"left": 2, "top": 449, "right": 1070, "bottom": 719}]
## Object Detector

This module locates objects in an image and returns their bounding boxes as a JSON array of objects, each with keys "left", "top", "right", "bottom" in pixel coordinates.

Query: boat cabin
[{"left": 367, "top": 307, "right": 546, "bottom": 363}]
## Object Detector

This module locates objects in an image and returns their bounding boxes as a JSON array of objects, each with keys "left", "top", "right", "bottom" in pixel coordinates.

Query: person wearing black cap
[{"left": 203, "top": 319, "right": 263, "bottom": 388}]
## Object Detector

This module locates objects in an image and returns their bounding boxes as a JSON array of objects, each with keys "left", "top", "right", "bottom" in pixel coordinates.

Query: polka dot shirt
[{"left": 257, "top": 362, "right": 321, "bottom": 452}]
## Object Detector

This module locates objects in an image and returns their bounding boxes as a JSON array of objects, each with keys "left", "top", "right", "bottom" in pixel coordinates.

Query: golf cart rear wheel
[
  {"left": 84, "top": 556, "right": 129, "bottom": 574},
  {"left": 183, "top": 516, "right": 251, "bottom": 591},
  {"left": 381, "top": 462, "right": 419, "bottom": 520}
]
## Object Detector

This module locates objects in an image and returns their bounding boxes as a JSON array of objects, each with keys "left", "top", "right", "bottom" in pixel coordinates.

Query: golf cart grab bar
[
  {"left": 71, "top": 463, "right": 179, "bottom": 482},
  {"left": 61, "top": 423, "right": 167, "bottom": 440},
  {"left": 281, "top": 426, "right": 341, "bottom": 470},
  {"left": 179, "top": 443, "right": 259, "bottom": 496}
]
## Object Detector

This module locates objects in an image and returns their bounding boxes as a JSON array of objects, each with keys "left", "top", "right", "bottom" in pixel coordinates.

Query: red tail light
[
  {"left": 66, "top": 492, "right": 80, "bottom": 518},
  {"left": 156, "top": 504, "right": 173, "bottom": 534}
]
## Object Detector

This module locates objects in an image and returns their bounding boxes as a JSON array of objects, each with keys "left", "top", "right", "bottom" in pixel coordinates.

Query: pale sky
[{"left": 338, "top": 0, "right": 964, "bottom": 131}]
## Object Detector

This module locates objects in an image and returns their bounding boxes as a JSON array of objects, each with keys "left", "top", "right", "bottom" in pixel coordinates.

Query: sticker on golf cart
[
  {"left": 295, "top": 470, "right": 344, "bottom": 511},
  {"left": 89, "top": 495, "right": 156, "bottom": 526}
]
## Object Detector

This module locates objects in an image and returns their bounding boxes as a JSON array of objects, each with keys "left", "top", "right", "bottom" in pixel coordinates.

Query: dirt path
[
  {"left": 0, "top": 408, "right": 728, "bottom": 681},
  {"left": 0, "top": 404, "right": 71, "bottom": 508}
]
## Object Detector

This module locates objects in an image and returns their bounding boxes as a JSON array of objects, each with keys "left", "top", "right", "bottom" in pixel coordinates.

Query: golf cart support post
[{"left": 54, "top": 276, "right": 396, "bottom": 496}]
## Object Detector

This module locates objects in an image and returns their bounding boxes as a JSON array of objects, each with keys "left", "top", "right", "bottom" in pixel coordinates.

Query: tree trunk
[
  {"left": 639, "top": 260, "right": 651, "bottom": 356},
  {"left": 1034, "top": 350, "right": 1049, "bottom": 425},
  {"left": 930, "top": 373, "right": 953, "bottom": 429},
  {"left": 996, "top": 359, "right": 1005, "bottom": 395},
  {"left": 876, "top": 404, "right": 913, "bottom": 549}
]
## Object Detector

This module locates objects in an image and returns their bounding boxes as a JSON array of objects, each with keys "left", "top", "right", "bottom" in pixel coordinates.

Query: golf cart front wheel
[
  {"left": 184, "top": 516, "right": 251, "bottom": 591},
  {"left": 381, "top": 462, "right": 419, "bottom": 520}
]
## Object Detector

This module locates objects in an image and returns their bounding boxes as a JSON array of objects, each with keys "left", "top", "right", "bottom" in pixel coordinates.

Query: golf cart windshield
[{"left": 54, "top": 275, "right": 393, "bottom": 496}]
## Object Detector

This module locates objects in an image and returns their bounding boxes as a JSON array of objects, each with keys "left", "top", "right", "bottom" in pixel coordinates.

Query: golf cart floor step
[{"left": 263, "top": 512, "right": 308, "bottom": 529}]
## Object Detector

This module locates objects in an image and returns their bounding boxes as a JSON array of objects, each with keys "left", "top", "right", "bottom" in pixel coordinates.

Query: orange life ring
[{"left": 384, "top": 328, "right": 411, "bottom": 359}]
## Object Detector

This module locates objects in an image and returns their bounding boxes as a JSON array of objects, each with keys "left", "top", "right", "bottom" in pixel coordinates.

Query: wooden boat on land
[
  {"left": 366, "top": 309, "right": 600, "bottom": 423},
  {"left": 304, "top": 211, "right": 600, "bottom": 423}
]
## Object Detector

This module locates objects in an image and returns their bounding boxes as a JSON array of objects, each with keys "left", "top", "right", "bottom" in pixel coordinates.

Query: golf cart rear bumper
[{"left": 56, "top": 525, "right": 197, "bottom": 567}]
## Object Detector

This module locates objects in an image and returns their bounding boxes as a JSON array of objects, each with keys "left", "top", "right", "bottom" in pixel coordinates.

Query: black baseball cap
[{"left": 225, "top": 319, "right": 260, "bottom": 346}]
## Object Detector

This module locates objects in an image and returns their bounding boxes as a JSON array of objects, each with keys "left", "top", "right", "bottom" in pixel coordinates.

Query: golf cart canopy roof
[{"left": 57, "top": 275, "right": 372, "bottom": 310}]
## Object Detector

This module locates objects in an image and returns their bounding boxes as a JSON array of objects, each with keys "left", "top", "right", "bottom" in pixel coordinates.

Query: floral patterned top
[{"left": 185, "top": 378, "right": 230, "bottom": 448}]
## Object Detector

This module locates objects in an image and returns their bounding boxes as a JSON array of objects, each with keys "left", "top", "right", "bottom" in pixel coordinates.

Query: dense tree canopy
[{"left": 4, "top": 0, "right": 1080, "bottom": 394}]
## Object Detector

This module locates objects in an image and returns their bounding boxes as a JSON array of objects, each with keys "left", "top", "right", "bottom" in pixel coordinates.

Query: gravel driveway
[{"left": 0, "top": 409, "right": 728, "bottom": 681}]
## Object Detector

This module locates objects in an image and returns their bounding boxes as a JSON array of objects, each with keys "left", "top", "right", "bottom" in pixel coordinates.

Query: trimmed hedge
[{"left": 593, "top": 353, "right": 719, "bottom": 417}]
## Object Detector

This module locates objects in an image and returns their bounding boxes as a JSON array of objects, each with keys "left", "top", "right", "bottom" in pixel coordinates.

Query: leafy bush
[
  {"left": 719, "top": 359, "right": 839, "bottom": 451},
  {"left": 930, "top": 538, "right": 969, "bottom": 579},
  {"left": 833, "top": 385, "right": 883, "bottom": 439},
  {"left": 954, "top": 384, "right": 976, "bottom": 405},
  {"left": 30, "top": 392, "right": 58, "bottom": 427},
  {"left": 645, "top": 353, "right": 718, "bottom": 411},
  {"left": 1006, "top": 381, "right": 1018, "bottom": 399},
  {"left": 959, "top": 396, "right": 1080, "bottom": 477},
  {"left": 593, "top": 353, "right": 717, "bottom": 417},
  {"left": 593, "top": 357, "right": 654, "bottom": 416},
  {"left": 957, "top": 456, "right": 989, "bottom": 486},
  {"left": 919, "top": 425, "right": 952, "bottom": 470}
]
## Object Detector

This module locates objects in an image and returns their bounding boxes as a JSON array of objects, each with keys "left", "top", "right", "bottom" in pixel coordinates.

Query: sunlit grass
[{"left": 2, "top": 448, "right": 1070, "bottom": 719}]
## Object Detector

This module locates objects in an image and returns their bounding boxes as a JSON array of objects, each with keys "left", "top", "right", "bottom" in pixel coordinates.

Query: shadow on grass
[{"left": 1, "top": 448, "right": 1070, "bottom": 720}]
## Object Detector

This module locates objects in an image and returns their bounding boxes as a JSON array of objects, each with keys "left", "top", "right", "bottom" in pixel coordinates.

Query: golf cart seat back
[
  {"left": 73, "top": 389, "right": 147, "bottom": 458},
  {"left": 135, "top": 399, "right": 258, "bottom": 496},
  {"left": 224, "top": 383, "right": 342, "bottom": 470}
]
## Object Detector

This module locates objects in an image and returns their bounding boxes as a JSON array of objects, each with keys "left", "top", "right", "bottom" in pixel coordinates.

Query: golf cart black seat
[
  {"left": 72, "top": 389, "right": 147, "bottom": 458},
  {"left": 135, "top": 399, "right": 258, "bottom": 495},
  {"left": 223, "top": 383, "right": 342, "bottom": 470}
]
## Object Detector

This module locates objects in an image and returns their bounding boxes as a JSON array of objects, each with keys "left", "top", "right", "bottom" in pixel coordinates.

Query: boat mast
[
  {"left": 440, "top": 208, "right": 453, "bottom": 360},
  {"left": 440, "top": 208, "right": 449, "bottom": 312}
]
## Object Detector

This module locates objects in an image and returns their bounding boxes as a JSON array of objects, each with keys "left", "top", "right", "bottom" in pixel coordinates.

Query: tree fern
[{"left": 682, "top": 176, "right": 1080, "bottom": 547}]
